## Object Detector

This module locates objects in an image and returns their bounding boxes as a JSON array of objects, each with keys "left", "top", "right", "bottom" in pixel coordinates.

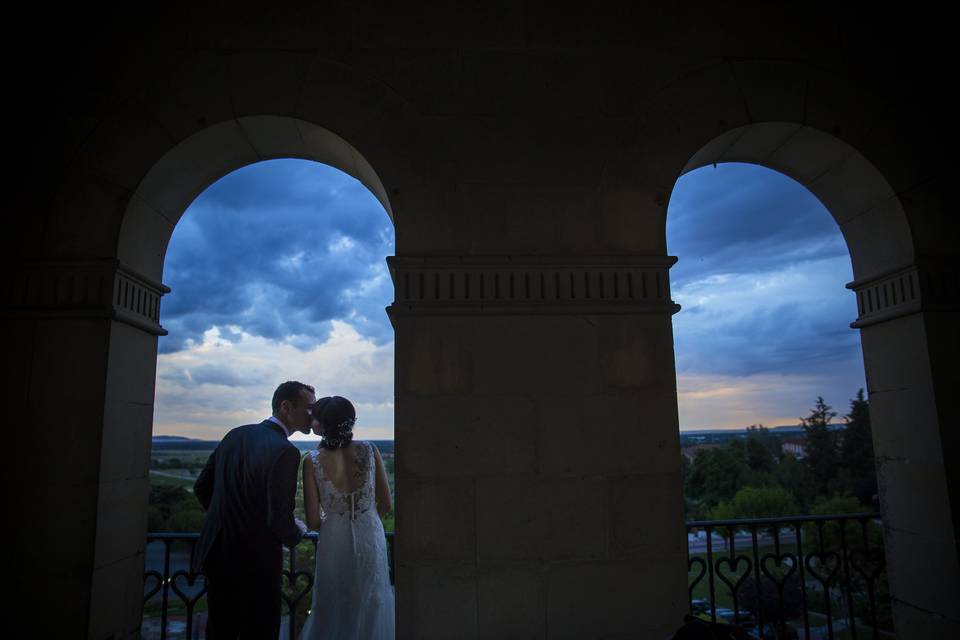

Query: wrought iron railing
[
  {"left": 143, "top": 531, "right": 395, "bottom": 640},
  {"left": 686, "top": 512, "right": 892, "bottom": 640},
  {"left": 144, "top": 514, "right": 892, "bottom": 639}
]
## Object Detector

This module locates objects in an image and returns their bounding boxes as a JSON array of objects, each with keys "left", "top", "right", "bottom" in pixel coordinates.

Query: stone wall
[{"left": 8, "top": 6, "right": 957, "bottom": 638}]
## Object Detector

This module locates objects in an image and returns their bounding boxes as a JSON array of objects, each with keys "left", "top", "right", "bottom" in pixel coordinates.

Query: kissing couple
[{"left": 191, "top": 381, "right": 395, "bottom": 639}]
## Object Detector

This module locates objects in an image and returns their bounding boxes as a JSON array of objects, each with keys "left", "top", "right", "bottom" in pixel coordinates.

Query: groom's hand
[{"left": 295, "top": 517, "right": 309, "bottom": 535}]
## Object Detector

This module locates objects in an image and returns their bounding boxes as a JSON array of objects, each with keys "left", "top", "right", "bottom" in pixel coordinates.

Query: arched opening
[
  {"left": 667, "top": 123, "right": 956, "bottom": 636},
  {"left": 669, "top": 162, "right": 865, "bottom": 438},
  {"left": 668, "top": 160, "right": 889, "bottom": 634},
  {"left": 102, "top": 116, "right": 396, "bottom": 636},
  {"left": 118, "top": 116, "right": 393, "bottom": 282},
  {"left": 680, "top": 123, "right": 913, "bottom": 280},
  {"left": 143, "top": 157, "right": 395, "bottom": 635}
]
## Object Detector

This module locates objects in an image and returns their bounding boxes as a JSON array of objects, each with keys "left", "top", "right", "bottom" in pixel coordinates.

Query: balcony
[
  {"left": 144, "top": 514, "right": 891, "bottom": 639},
  {"left": 143, "top": 532, "right": 395, "bottom": 640}
]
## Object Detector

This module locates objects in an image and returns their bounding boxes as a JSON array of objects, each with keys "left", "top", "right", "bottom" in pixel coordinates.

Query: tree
[
  {"left": 804, "top": 494, "right": 872, "bottom": 552},
  {"left": 801, "top": 397, "right": 839, "bottom": 500},
  {"left": 745, "top": 424, "right": 779, "bottom": 472},
  {"left": 148, "top": 485, "right": 197, "bottom": 531},
  {"left": 707, "top": 486, "right": 799, "bottom": 543},
  {"left": 147, "top": 505, "right": 166, "bottom": 532},
  {"left": 709, "top": 486, "right": 799, "bottom": 522},
  {"left": 773, "top": 452, "right": 805, "bottom": 506},
  {"left": 681, "top": 451, "right": 692, "bottom": 484},
  {"left": 169, "top": 508, "right": 205, "bottom": 532},
  {"left": 685, "top": 446, "right": 747, "bottom": 507},
  {"left": 733, "top": 485, "right": 798, "bottom": 519},
  {"left": 738, "top": 425, "right": 781, "bottom": 490},
  {"left": 840, "top": 389, "right": 877, "bottom": 505}
]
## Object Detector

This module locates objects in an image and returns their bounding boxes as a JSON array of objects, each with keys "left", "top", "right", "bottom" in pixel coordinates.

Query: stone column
[
  {"left": 388, "top": 255, "right": 689, "bottom": 639},
  {"left": 8, "top": 259, "right": 168, "bottom": 639},
  {"left": 848, "top": 260, "right": 960, "bottom": 637}
]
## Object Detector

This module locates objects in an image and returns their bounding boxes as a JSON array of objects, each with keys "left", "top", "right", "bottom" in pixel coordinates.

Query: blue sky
[
  {"left": 153, "top": 159, "right": 866, "bottom": 439},
  {"left": 154, "top": 160, "right": 396, "bottom": 440},
  {"left": 668, "top": 163, "right": 864, "bottom": 429}
]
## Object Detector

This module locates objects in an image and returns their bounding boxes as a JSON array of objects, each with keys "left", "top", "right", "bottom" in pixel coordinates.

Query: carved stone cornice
[
  {"left": 847, "top": 260, "right": 958, "bottom": 328},
  {"left": 3, "top": 259, "right": 170, "bottom": 335},
  {"left": 385, "top": 255, "right": 681, "bottom": 318}
]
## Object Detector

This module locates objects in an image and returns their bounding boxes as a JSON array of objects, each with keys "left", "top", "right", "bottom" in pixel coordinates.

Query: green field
[{"left": 149, "top": 444, "right": 396, "bottom": 533}]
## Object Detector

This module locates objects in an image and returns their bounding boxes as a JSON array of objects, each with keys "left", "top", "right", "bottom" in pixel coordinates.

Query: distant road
[
  {"left": 149, "top": 470, "right": 197, "bottom": 490},
  {"left": 687, "top": 531, "right": 798, "bottom": 554},
  {"left": 150, "top": 470, "right": 195, "bottom": 479}
]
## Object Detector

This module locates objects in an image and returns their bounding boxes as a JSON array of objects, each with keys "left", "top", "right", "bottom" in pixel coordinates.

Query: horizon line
[{"left": 154, "top": 423, "right": 827, "bottom": 440}]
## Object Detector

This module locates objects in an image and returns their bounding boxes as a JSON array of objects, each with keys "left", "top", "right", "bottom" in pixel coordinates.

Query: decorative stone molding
[
  {"left": 847, "top": 261, "right": 958, "bottom": 328},
  {"left": 3, "top": 259, "right": 170, "bottom": 335},
  {"left": 386, "top": 255, "right": 681, "bottom": 318}
]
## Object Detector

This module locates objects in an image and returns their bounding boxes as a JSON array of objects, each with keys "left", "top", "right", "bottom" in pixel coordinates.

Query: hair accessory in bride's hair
[
  {"left": 320, "top": 416, "right": 355, "bottom": 449},
  {"left": 313, "top": 395, "right": 357, "bottom": 450}
]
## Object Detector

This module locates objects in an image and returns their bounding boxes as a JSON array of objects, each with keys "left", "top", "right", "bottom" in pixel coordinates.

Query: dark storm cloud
[
  {"left": 667, "top": 163, "right": 851, "bottom": 288},
  {"left": 668, "top": 163, "right": 865, "bottom": 387},
  {"left": 672, "top": 297, "right": 862, "bottom": 377},
  {"left": 159, "top": 159, "right": 394, "bottom": 354}
]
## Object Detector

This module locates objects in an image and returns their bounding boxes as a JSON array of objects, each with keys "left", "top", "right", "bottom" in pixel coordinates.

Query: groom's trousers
[{"left": 203, "top": 543, "right": 283, "bottom": 639}]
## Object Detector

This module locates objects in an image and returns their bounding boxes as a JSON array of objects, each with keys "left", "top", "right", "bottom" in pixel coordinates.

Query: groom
[{"left": 192, "top": 381, "right": 316, "bottom": 638}]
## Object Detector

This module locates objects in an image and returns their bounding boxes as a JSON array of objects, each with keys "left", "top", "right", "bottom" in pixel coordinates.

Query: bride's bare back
[
  {"left": 316, "top": 442, "right": 367, "bottom": 493},
  {"left": 303, "top": 441, "right": 393, "bottom": 529}
]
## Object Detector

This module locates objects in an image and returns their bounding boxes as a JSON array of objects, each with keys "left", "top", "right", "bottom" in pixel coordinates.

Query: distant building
[{"left": 782, "top": 437, "right": 807, "bottom": 459}]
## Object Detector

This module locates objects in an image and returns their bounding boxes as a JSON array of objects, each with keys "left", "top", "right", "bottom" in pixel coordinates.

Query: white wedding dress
[{"left": 299, "top": 441, "right": 395, "bottom": 639}]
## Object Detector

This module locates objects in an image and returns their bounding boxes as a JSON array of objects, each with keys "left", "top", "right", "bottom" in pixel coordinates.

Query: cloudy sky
[
  {"left": 153, "top": 159, "right": 866, "bottom": 440},
  {"left": 154, "top": 159, "right": 395, "bottom": 441},
  {"left": 668, "top": 163, "right": 865, "bottom": 429}
]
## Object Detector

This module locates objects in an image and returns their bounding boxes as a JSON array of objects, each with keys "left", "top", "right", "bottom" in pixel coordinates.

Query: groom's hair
[{"left": 272, "top": 381, "right": 315, "bottom": 414}]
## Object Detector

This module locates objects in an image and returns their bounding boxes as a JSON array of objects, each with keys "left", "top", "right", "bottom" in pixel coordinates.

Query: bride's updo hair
[{"left": 311, "top": 396, "right": 357, "bottom": 450}]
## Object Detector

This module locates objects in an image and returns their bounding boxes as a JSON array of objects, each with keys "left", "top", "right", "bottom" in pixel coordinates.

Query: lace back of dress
[{"left": 313, "top": 441, "right": 375, "bottom": 518}]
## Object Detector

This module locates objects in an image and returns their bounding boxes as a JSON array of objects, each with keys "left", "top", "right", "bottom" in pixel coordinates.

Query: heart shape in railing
[
  {"left": 760, "top": 552, "right": 797, "bottom": 587},
  {"left": 170, "top": 570, "right": 207, "bottom": 608},
  {"left": 715, "top": 555, "right": 752, "bottom": 597},
  {"left": 848, "top": 548, "right": 885, "bottom": 583},
  {"left": 281, "top": 570, "right": 314, "bottom": 610},
  {"left": 143, "top": 571, "right": 163, "bottom": 602},
  {"left": 688, "top": 557, "right": 707, "bottom": 592},
  {"left": 804, "top": 551, "right": 841, "bottom": 587}
]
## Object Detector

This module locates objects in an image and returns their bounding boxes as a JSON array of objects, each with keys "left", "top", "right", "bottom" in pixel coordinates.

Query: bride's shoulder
[
  {"left": 355, "top": 440, "right": 376, "bottom": 458},
  {"left": 352, "top": 440, "right": 371, "bottom": 454}
]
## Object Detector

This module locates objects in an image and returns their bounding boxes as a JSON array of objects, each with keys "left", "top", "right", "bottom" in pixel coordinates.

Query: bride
[{"left": 299, "top": 396, "right": 395, "bottom": 639}]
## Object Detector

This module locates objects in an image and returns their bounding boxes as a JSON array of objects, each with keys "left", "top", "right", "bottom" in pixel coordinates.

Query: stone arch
[
  {"left": 666, "top": 122, "right": 958, "bottom": 635},
  {"left": 118, "top": 115, "right": 395, "bottom": 282},
  {"left": 678, "top": 122, "right": 913, "bottom": 282},
  {"left": 10, "top": 46, "right": 427, "bottom": 640},
  {"left": 15, "top": 47, "right": 423, "bottom": 639},
  {"left": 90, "top": 116, "right": 398, "bottom": 637}
]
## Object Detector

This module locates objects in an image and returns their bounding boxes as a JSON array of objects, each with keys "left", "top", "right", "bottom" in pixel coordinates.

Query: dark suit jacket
[{"left": 191, "top": 419, "right": 305, "bottom": 575}]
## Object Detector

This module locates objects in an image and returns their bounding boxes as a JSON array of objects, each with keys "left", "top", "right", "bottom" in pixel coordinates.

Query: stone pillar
[
  {"left": 388, "top": 255, "right": 689, "bottom": 639},
  {"left": 8, "top": 259, "right": 168, "bottom": 639},
  {"left": 848, "top": 261, "right": 960, "bottom": 637}
]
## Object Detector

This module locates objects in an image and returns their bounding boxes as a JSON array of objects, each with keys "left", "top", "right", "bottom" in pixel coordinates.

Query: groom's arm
[
  {"left": 267, "top": 445, "right": 305, "bottom": 548},
  {"left": 194, "top": 446, "right": 217, "bottom": 511}
]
